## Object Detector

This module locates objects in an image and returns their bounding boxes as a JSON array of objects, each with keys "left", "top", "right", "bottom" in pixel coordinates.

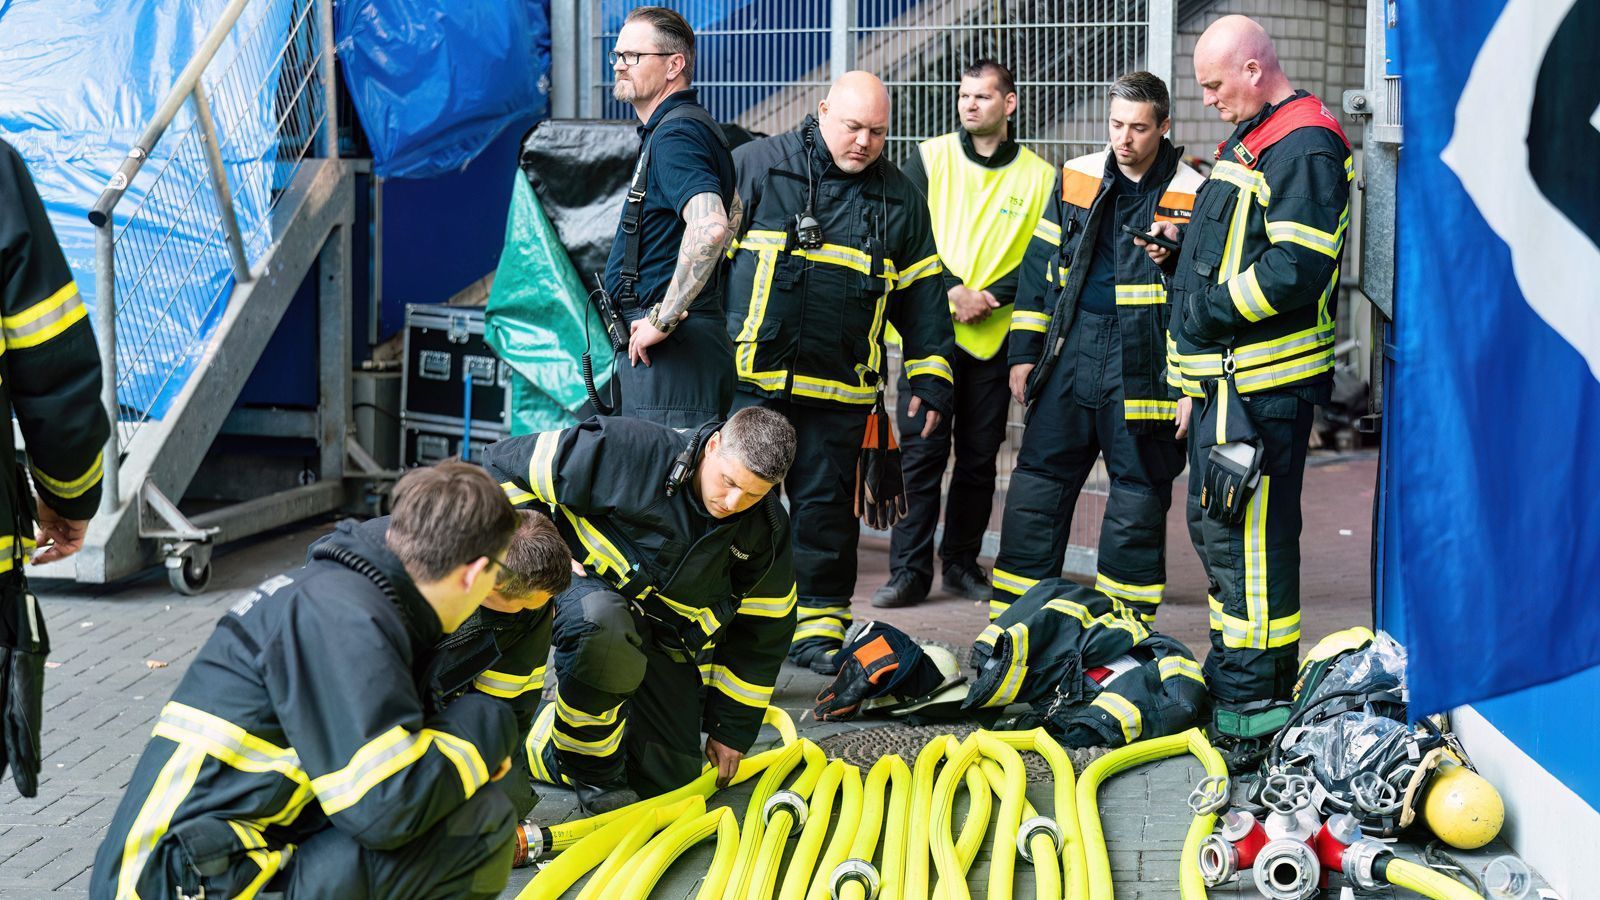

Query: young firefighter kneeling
[
  {"left": 479, "top": 407, "right": 798, "bottom": 814},
  {"left": 91, "top": 464, "right": 525, "bottom": 900}
]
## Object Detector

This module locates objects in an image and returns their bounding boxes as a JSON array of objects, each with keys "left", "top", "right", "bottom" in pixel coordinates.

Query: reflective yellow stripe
[
  {"left": 1244, "top": 476, "right": 1269, "bottom": 648},
  {"left": 735, "top": 232, "right": 789, "bottom": 391},
  {"left": 556, "top": 694, "right": 620, "bottom": 728},
  {"left": 1114, "top": 283, "right": 1166, "bottom": 306},
  {"left": 1095, "top": 573, "right": 1165, "bottom": 605},
  {"left": 1091, "top": 691, "right": 1144, "bottom": 743},
  {"left": 559, "top": 510, "right": 630, "bottom": 581},
  {"left": 738, "top": 585, "right": 797, "bottom": 618},
  {"left": 1265, "top": 218, "right": 1343, "bottom": 258},
  {"left": 794, "top": 242, "right": 878, "bottom": 276},
  {"left": 1010, "top": 310, "right": 1050, "bottom": 334},
  {"left": 234, "top": 845, "right": 292, "bottom": 900},
  {"left": 1220, "top": 184, "right": 1252, "bottom": 280},
  {"left": 980, "top": 622, "right": 1030, "bottom": 708},
  {"left": 1233, "top": 349, "right": 1335, "bottom": 393},
  {"left": 117, "top": 743, "right": 207, "bottom": 900},
  {"left": 5, "top": 281, "right": 87, "bottom": 349},
  {"left": 699, "top": 663, "right": 773, "bottom": 708},
  {"left": 1123, "top": 399, "right": 1177, "bottom": 421},
  {"left": 792, "top": 374, "right": 877, "bottom": 404},
  {"left": 1231, "top": 322, "right": 1335, "bottom": 369},
  {"left": 990, "top": 568, "right": 1037, "bottom": 598},
  {"left": 1208, "top": 595, "right": 1301, "bottom": 650},
  {"left": 1209, "top": 161, "right": 1270, "bottom": 204},
  {"left": 524, "top": 704, "right": 571, "bottom": 787},
  {"left": 987, "top": 597, "right": 1011, "bottom": 621},
  {"left": 1046, "top": 597, "right": 1149, "bottom": 642},
  {"left": 974, "top": 623, "right": 1002, "bottom": 648},
  {"left": 897, "top": 254, "right": 942, "bottom": 287},
  {"left": 474, "top": 665, "right": 546, "bottom": 699},
  {"left": 32, "top": 451, "right": 103, "bottom": 500},
  {"left": 151, "top": 703, "right": 308, "bottom": 784},
  {"left": 1032, "top": 219, "right": 1062, "bottom": 245},
  {"left": 1159, "top": 656, "right": 1205, "bottom": 684},
  {"left": 429, "top": 730, "right": 492, "bottom": 796},
  {"left": 500, "top": 481, "right": 537, "bottom": 507},
  {"left": 312, "top": 727, "right": 434, "bottom": 815},
  {"left": 1228, "top": 267, "right": 1277, "bottom": 322},
  {"left": 654, "top": 590, "right": 723, "bottom": 637},
  {"left": 528, "top": 431, "right": 560, "bottom": 503},
  {"left": 903, "top": 355, "right": 954, "bottom": 383},
  {"left": 553, "top": 718, "right": 626, "bottom": 757},
  {"left": 734, "top": 230, "right": 787, "bottom": 251}
]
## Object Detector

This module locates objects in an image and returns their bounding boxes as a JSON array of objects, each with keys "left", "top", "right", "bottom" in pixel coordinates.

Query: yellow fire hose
[
  {"left": 728, "top": 740, "right": 815, "bottom": 898},
  {"left": 975, "top": 757, "right": 1061, "bottom": 900},
  {"left": 805, "top": 763, "right": 864, "bottom": 900},
  {"left": 831, "top": 755, "right": 896, "bottom": 900},
  {"left": 1382, "top": 854, "right": 1486, "bottom": 899},
  {"left": 694, "top": 806, "right": 744, "bottom": 900},
  {"left": 902, "top": 733, "right": 956, "bottom": 900},
  {"left": 934, "top": 761, "right": 996, "bottom": 900},
  {"left": 971, "top": 733, "right": 1028, "bottom": 900},
  {"left": 989, "top": 728, "right": 1085, "bottom": 900},
  {"left": 577, "top": 795, "right": 704, "bottom": 900},
  {"left": 521, "top": 794, "right": 700, "bottom": 899},
  {"left": 615, "top": 803, "right": 733, "bottom": 898},
  {"left": 746, "top": 740, "right": 832, "bottom": 900},
  {"left": 928, "top": 733, "right": 985, "bottom": 900},
  {"left": 878, "top": 754, "right": 913, "bottom": 900},
  {"left": 778, "top": 759, "right": 849, "bottom": 900},
  {"left": 1077, "top": 727, "right": 1228, "bottom": 900}
]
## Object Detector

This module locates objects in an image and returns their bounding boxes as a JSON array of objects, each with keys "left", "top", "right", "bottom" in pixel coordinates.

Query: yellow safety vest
[{"left": 900, "top": 132, "right": 1055, "bottom": 359}]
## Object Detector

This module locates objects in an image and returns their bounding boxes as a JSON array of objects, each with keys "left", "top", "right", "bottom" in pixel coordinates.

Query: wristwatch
[{"left": 647, "top": 303, "right": 681, "bottom": 334}]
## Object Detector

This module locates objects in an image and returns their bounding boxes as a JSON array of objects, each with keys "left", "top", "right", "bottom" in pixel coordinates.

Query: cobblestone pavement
[{"left": 0, "top": 455, "right": 1552, "bottom": 897}]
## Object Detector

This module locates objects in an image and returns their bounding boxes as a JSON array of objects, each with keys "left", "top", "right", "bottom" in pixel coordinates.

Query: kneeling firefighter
[
  {"left": 963, "top": 576, "right": 1210, "bottom": 748},
  {"left": 479, "top": 408, "right": 798, "bottom": 814}
]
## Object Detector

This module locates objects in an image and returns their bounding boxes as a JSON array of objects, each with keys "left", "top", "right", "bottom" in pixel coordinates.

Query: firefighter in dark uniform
[
  {"left": 870, "top": 60, "right": 1054, "bottom": 610},
  {"left": 603, "top": 7, "right": 740, "bottom": 427},
  {"left": 1140, "top": 16, "right": 1353, "bottom": 743},
  {"left": 991, "top": 73, "right": 1204, "bottom": 624},
  {"left": 91, "top": 464, "right": 523, "bottom": 900},
  {"left": 725, "top": 71, "right": 955, "bottom": 672},
  {"left": 313, "top": 509, "right": 572, "bottom": 820},
  {"left": 478, "top": 407, "right": 798, "bottom": 814},
  {"left": 0, "top": 140, "right": 109, "bottom": 798}
]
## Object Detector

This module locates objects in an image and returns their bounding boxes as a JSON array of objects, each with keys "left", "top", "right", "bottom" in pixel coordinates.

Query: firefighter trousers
[
  {"left": 888, "top": 344, "right": 1011, "bottom": 592},
  {"left": 1190, "top": 388, "right": 1315, "bottom": 707},
  {"left": 612, "top": 313, "right": 736, "bottom": 428},
  {"left": 276, "top": 784, "right": 517, "bottom": 899},
  {"left": 731, "top": 392, "right": 868, "bottom": 656},
  {"left": 990, "top": 310, "right": 1185, "bottom": 621},
  {"left": 540, "top": 577, "right": 705, "bottom": 797}
]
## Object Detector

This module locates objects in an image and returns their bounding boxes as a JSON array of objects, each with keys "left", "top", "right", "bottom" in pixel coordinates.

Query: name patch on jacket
[{"left": 730, "top": 545, "right": 752, "bottom": 561}]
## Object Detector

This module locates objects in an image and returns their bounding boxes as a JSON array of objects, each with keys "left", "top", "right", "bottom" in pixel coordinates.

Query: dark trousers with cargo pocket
[
  {"left": 1190, "top": 388, "right": 1315, "bottom": 708},
  {"left": 613, "top": 314, "right": 736, "bottom": 428},
  {"left": 889, "top": 345, "right": 1011, "bottom": 593},
  {"left": 541, "top": 576, "right": 705, "bottom": 798},
  {"left": 278, "top": 784, "right": 517, "bottom": 899},
  {"left": 990, "top": 310, "right": 1185, "bottom": 622}
]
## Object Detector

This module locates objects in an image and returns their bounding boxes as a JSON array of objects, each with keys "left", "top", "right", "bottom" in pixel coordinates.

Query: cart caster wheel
[{"left": 168, "top": 555, "right": 212, "bottom": 595}]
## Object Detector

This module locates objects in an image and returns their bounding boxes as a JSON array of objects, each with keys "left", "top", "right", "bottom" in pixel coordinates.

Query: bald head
[
  {"left": 817, "top": 70, "right": 891, "bottom": 173},
  {"left": 1193, "top": 15, "right": 1293, "bottom": 125}
]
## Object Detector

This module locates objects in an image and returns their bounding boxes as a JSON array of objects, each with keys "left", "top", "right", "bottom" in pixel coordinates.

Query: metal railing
[
  {"left": 575, "top": 0, "right": 1170, "bottom": 572},
  {"left": 89, "top": 0, "right": 337, "bottom": 511}
]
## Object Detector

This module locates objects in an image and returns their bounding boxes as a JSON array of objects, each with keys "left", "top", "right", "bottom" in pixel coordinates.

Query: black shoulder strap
[{"left": 618, "top": 105, "right": 730, "bottom": 302}]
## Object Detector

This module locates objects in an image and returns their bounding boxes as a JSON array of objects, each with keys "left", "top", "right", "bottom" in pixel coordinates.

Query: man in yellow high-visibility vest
[{"left": 873, "top": 60, "right": 1054, "bottom": 609}]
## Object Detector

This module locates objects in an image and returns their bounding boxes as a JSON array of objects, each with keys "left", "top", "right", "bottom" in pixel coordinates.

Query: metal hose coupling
[
  {"left": 511, "top": 822, "right": 546, "bottom": 868},
  {"left": 1015, "top": 815, "right": 1063, "bottom": 862},
  {"left": 1261, "top": 772, "right": 1317, "bottom": 841},
  {"left": 1251, "top": 838, "right": 1322, "bottom": 900},
  {"left": 829, "top": 858, "right": 881, "bottom": 900},
  {"left": 763, "top": 789, "right": 809, "bottom": 828},
  {"left": 1338, "top": 839, "right": 1389, "bottom": 891},
  {"left": 1197, "top": 833, "right": 1241, "bottom": 886}
]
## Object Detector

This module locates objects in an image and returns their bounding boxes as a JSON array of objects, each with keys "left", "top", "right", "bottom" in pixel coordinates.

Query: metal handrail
[{"left": 87, "top": 0, "right": 338, "bottom": 515}]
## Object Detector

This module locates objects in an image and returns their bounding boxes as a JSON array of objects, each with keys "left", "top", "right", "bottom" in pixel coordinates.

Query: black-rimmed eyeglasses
[{"left": 609, "top": 50, "right": 674, "bottom": 67}]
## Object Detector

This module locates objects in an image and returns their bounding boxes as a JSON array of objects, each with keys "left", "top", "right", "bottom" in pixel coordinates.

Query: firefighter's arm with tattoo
[{"left": 627, "top": 190, "right": 739, "bottom": 366}]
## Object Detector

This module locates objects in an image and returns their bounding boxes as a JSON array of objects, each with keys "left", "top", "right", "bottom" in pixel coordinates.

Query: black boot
[
  {"left": 941, "top": 562, "right": 991, "bottom": 602},
  {"left": 870, "top": 570, "right": 928, "bottom": 609},
  {"left": 571, "top": 779, "right": 640, "bottom": 816}
]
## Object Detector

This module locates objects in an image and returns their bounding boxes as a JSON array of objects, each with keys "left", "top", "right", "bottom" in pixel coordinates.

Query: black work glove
[
  {"left": 1, "top": 592, "right": 49, "bottom": 797},
  {"left": 1201, "top": 441, "right": 1262, "bottom": 524},
  {"left": 854, "top": 394, "right": 906, "bottom": 530}
]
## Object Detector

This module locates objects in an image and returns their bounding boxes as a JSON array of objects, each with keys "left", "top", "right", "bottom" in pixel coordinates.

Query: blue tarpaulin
[
  {"left": 336, "top": 0, "right": 550, "bottom": 179},
  {"left": 1389, "top": 0, "right": 1600, "bottom": 714},
  {"left": 0, "top": 0, "right": 287, "bottom": 422}
]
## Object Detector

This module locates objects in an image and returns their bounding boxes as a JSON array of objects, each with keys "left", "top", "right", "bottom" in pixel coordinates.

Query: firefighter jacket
[
  {"left": 0, "top": 141, "right": 108, "bottom": 566},
  {"left": 964, "top": 577, "right": 1208, "bottom": 749},
  {"left": 1166, "top": 91, "right": 1353, "bottom": 401},
  {"left": 479, "top": 416, "right": 798, "bottom": 753},
  {"left": 726, "top": 116, "right": 955, "bottom": 413},
  {"left": 90, "top": 521, "right": 519, "bottom": 900},
  {"left": 1011, "top": 140, "right": 1204, "bottom": 435},
  {"left": 898, "top": 130, "right": 1055, "bottom": 360}
]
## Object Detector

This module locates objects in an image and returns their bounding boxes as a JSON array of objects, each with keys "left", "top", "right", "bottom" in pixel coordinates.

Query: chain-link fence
[{"left": 577, "top": 0, "right": 1170, "bottom": 572}]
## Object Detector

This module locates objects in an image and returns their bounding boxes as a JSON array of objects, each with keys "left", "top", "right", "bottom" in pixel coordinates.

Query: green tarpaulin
[{"left": 485, "top": 174, "right": 613, "bottom": 434}]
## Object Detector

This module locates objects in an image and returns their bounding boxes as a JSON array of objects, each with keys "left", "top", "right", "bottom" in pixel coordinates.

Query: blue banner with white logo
[{"left": 1390, "top": 0, "right": 1600, "bottom": 714}]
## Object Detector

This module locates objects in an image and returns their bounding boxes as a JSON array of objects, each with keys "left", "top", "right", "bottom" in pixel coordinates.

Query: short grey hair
[
  {"left": 1109, "top": 71, "right": 1170, "bottom": 124},
  {"left": 719, "top": 407, "right": 795, "bottom": 483}
]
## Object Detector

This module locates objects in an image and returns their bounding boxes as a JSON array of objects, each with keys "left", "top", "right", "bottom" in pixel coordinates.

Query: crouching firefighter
[
  {"left": 479, "top": 407, "right": 798, "bottom": 814},
  {"left": 91, "top": 464, "right": 524, "bottom": 900},
  {"left": 964, "top": 576, "right": 1210, "bottom": 749}
]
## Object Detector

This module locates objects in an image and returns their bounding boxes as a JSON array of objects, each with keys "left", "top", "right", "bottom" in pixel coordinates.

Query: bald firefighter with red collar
[{"left": 1140, "top": 16, "right": 1353, "bottom": 761}]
